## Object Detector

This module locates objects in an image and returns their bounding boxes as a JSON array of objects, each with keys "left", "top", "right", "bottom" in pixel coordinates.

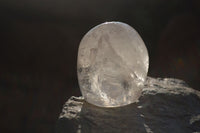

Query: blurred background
[{"left": 0, "top": 0, "right": 199, "bottom": 132}]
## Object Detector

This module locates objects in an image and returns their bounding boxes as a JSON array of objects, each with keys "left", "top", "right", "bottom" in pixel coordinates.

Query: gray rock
[{"left": 56, "top": 77, "right": 200, "bottom": 133}]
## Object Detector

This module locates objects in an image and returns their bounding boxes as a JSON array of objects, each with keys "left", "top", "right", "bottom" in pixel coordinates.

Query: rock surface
[{"left": 56, "top": 77, "right": 200, "bottom": 133}]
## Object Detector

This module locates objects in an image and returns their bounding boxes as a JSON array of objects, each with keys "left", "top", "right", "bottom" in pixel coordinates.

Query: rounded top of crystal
[{"left": 77, "top": 22, "right": 149, "bottom": 107}]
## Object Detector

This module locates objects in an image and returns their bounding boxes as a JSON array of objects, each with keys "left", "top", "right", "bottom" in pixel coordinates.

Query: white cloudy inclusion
[{"left": 77, "top": 22, "right": 149, "bottom": 107}]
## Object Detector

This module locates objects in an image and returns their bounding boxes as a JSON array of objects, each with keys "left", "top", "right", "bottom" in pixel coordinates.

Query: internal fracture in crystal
[{"left": 77, "top": 22, "right": 149, "bottom": 107}]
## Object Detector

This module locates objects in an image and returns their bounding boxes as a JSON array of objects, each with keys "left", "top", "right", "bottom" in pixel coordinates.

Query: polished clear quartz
[{"left": 77, "top": 22, "right": 149, "bottom": 107}]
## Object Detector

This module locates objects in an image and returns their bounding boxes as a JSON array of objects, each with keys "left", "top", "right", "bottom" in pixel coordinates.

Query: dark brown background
[{"left": 0, "top": 0, "right": 200, "bottom": 133}]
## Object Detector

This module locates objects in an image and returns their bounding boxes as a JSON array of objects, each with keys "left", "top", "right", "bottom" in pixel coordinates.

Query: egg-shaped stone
[{"left": 77, "top": 22, "right": 149, "bottom": 107}]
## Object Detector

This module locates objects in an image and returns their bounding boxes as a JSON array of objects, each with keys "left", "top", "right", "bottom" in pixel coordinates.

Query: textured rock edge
[{"left": 56, "top": 77, "right": 200, "bottom": 133}]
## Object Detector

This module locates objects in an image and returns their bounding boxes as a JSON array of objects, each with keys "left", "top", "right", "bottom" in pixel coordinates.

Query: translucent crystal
[{"left": 77, "top": 22, "right": 149, "bottom": 107}]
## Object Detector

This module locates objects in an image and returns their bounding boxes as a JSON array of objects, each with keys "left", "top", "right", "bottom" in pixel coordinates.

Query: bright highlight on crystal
[{"left": 77, "top": 22, "right": 149, "bottom": 107}]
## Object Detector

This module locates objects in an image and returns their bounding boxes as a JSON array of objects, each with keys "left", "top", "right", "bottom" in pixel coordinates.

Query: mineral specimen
[{"left": 77, "top": 22, "right": 149, "bottom": 107}]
